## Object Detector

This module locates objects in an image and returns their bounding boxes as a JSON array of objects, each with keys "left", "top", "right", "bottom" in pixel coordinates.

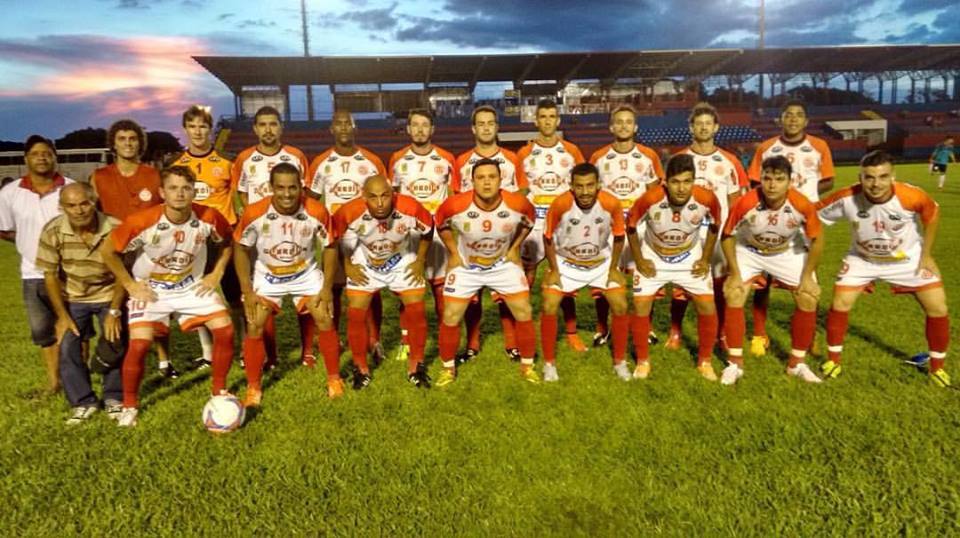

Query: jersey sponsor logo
[
  {"left": 712, "top": 154, "right": 723, "bottom": 162},
  {"left": 267, "top": 213, "right": 279, "bottom": 220},
  {"left": 367, "top": 238, "right": 403, "bottom": 260},
  {"left": 466, "top": 237, "right": 508, "bottom": 255},
  {"left": 594, "top": 217, "right": 604, "bottom": 224},
  {"left": 353, "top": 154, "right": 365, "bottom": 161},
  {"left": 605, "top": 153, "right": 616, "bottom": 160},
  {"left": 409, "top": 178, "right": 439, "bottom": 199},
  {"left": 567, "top": 242, "right": 601, "bottom": 259},
  {"left": 610, "top": 176, "right": 637, "bottom": 196},
  {"left": 535, "top": 172, "right": 562, "bottom": 191},
  {"left": 753, "top": 231, "right": 789, "bottom": 250},
  {"left": 157, "top": 222, "right": 170, "bottom": 231},
  {"left": 190, "top": 219, "right": 200, "bottom": 228},
  {"left": 632, "top": 152, "right": 642, "bottom": 159},
  {"left": 252, "top": 155, "right": 264, "bottom": 162},
  {"left": 687, "top": 204, "right": 698, "bottom": 211},
  {"left": 771, "top": 146, "right": 782, "bottom": 154},
  {"left": 153, "top": 249, "right": 194, "bottom": 272},
  {"left": 857, "top": 237, "right": 903, "bottom": 257},
  {"left": 267, "top": 241, "right": 304, "bottom": 262},
  {"left": 467, "top": 211, "right": 480, "bottom": 219},
  {"left": 333, "top": 179, "right": 360, "bottom": 200},
  {"left": 857, "top": 210, "right": 869, "bottom": 219},
  {"left": 531, "top": 149, "right": 542, "bottom": 156},
  {"left": 327, "top": 155, "right": 338, "bottom": 162},
  {"left": 497, "top": 210, "right": 509, "bottom": 218},
  {"left": 570, "top": 218, "right": 580, "bottom": 225},
  {"left": 653, "top": 228, "right": 694, "bottom": 246},
  {"left": 279, "top": 155, "right": 291, "bottom": 162},
  {"left": 403, "top": 155, "right": 415, "bottom": 161},
  {"left": 801, "top": 146, "right": 813, "bottom": 152}
]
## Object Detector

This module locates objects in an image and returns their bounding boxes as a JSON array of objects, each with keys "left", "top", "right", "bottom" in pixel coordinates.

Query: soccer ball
[{"left": 201, "top": 394, "right": 245, "bottom": 434}]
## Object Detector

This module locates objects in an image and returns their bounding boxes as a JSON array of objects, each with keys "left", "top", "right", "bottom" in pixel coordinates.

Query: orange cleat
[{"left": 566, "top": 333, "right": 588, "bottom": 353}]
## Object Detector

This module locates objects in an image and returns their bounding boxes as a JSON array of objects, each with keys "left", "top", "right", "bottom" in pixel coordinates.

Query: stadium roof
[{"left": 194, "top": 44, "right": 960, "bottom": 91}]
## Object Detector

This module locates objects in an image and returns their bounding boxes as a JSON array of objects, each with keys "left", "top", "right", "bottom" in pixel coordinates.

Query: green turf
[{"left": 1, "top": 164, "right": 958, "bottom": 535}]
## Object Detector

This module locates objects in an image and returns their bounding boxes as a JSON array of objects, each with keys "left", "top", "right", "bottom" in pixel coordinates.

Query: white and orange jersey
[
  {"left": 817, "top": 182, "right": 937, "bottom": 263},
  {"left": 627, "top": 186, "right": 721, "bottom": 261},
  {"left": 724, "top": 188, "right": 821, "bottom": 255},
  {"left": 544, "top": 191, "right": 625, "bottom": 269},
  {"left": 233, "top": 196, "right": 332, "bottom": 282},
  {"left": 590, "top": 143, "right": 663, "bottom": 214},
  {"left": 232, "top": 145, "right": 309, "bottom": 205},
  {"left": 517, "top": 139, "right": 585, "bottom": 221},
  {"left": 453, "top": 147, "right": 525, "bottom": 193},
  {"left": 748, "top": 135, "right": 835, "bottom": 202},
  {"left": 680, "top": 146, "right": 748, "bottom": 223},
  {"left": 332, "top": 194, "right": 433, "bottom": 270},
  {"left": 111, "top": 204, "right": 231, "bottom": 290},
  {"left": 388, "top": 145, "right": 458, "bottom": 214},
  {"left": 435, "top": 190, "right": 535, "bottom": 270},
  {"left": 307, "top": 146, "right": 386, "bottom": 214}
]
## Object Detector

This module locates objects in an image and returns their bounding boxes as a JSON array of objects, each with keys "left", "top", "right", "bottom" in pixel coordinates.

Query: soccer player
[
  {"left": 626, "top": 154, "right": 721, "bottom": 381},
  {"left": 0, "top": 135, "right": 74, "bottom": 396},
  {"left": 517, "top": 99, "right": 587, "bottom": 351},
  {"left": 540, "top": 163, "right": 630, "bottom": 382},
  {"left": 929, "top": 136, "right": 956, "bottom": 190},
  {"left": 172, "top": 105, "right": 239, "bottom": 370},
  {"left": 101, "top": 166, "right": 235, "bottom": 427},
  {"left": 433, "top": 158, "right": 538, "bottom": 386},
  {"left": 233, "top": 163, "right": 342, "bottom": 404},
  {"left": 332, "top": 175, "right": 433, "bottom": 389},
  {"left": 91, "top": 119, "right": 161, "bottom": 221},
  {"left": 232, "top": 106, "right": 312, "bottom": 368},
  {"left": 37, "top": 183, "right": 126, "bottom": 423},
  {"left": 818, "top": 150, "right": 950, "bottom": 387},
  {"left": 747, "top": 100, "right": 834, "bottom": 357},
  {"left": 719, "top": 156, "right": 824, "bottom": 385},
  {"left": 453, "top": 105, "right": 526, "bottom": 361},
  {"left": 668, "top": 102, "right": 748, "bottom": 350},
  {"left": 590, "top": 105, "right": 663, "bottom": 347},
  {"left": 388, "top": 108, "right": 457, "bottom": 320},
  {"left": 307, "top": 110, "right": 387, "bottom": 362}
]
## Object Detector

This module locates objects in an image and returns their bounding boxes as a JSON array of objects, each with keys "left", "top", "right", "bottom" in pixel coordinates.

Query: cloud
[
  {"left": 237, "top": 19, "right": 277, "bottom": 29},
  {"left": 319, "top": 2, "right": 400, "bottom": 32}
]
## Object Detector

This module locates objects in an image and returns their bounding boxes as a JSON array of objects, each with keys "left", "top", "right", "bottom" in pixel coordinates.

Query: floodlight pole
[
  {"left": 302, "top": 0, "right": 314, "bottom": 121},
  {"left": 758, "top": 0, "right": 765, "bottom": 106}
]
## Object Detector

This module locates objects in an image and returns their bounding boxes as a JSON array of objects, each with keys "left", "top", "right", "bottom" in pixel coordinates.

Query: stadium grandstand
[{"left": 194, "top": 45, "right": 960, "bottom": 163}]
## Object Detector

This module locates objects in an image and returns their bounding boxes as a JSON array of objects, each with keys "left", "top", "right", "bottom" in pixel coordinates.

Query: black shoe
[
  {"left": 592, "top": 331, "right": 610, "bottom": 347},
  {"left": 159, "top": 364, "right": 180, "bottom": 379},
  {"left": 352, "top": 371, "right": 372, "bottom": 390},
  {"left": 505, "top": 348, "right": 521, "bottom": 362},
  {"left": 647, "top": 331, "right": 659, "bottom": 345},
  {"left": 456, "top": 348, "right": 478, "bottom": 365},
  {"left": 407, "top": 369, "right": 431, "bottom": 389},
  {"left": 193, "top": 357, "right": 212, "bottom": 370}
]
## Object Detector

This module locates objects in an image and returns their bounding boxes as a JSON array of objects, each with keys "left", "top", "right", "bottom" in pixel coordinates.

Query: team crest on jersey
[
  {"left": 157, "top": 222, "right": 170, "bottom": 231},
  {"left": 786, "top": 218, "right": 799, "bottom": 229},
  {"left": 497, "top": 210, "right": 509, "bottom": 219},
  {"left": 300, "top": 226, "right": 313, "bottom": 238},
  {"left": 467, "top": 211, "right": 480, "bottom": 219},
  {"left": 714, "top": 165, "right": 726, "bottom": 176},
  {"left": 501, "top": 223, "right": 514, "bottom": 233},
  {"left": 690, "top": 215, "right": 702, "bottom": 226},
  {"left": 359, "top": 165, "right": 369, "bottom": 175},
  {"left": 155, "top": 249, "right": 194, "bottom": 271},
  {"left": 252, "top": 155, "right": 263, "bottom": 162},
  {"left": 268, "top": 241, "right": 303, "bottom": 262}
]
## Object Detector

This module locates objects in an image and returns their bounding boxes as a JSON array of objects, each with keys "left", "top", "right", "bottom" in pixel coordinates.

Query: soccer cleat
[
  {"left": 664, "top": 330, "right": 682, "bottom": 351},
  {"left": 633, "top": 361, "right": 651, "bottom": 380},
  {"left": 613, "top": 361, "right": 632, "bottom": 381},
  {"left": 392, "top": 343, "right": 410, "bottom": 362},
  {"left": 301, "top": 354, "right": 317, "bottom": 369},
  {"left": 647, "top": 331, "right": 659, "bottom": 345},
  {"left": 456, "top": 348, "right": 479, "bottom": 365},
  {"left": 697, "top": 362, "right": 718, "bottom": 382},
  {"left": 787, "top": 362, "right": 823, "bottom": 383},
  {"left": 327, "top": 378, "right": 346, "bottom": 399},
  {"left": 407, "top": 369, "right": 431, "bottom": 389},
  {"left": 352, "top": 371, "right": 372, "bottom": 390},
  {"left": 435, "top": 369, "right": 457, "bottom": 387},
  {"left": 566, "top": 333, "right": 588, "bottom": 352},
  {"left": 720, "top": 363, "right": 744, "bottom": 386},
  {"left": 749, "top": 336, "right": 769, "bottom": 357},
  {"left": 520, "top": 366, "right": 540, "bottom": 384},
  {"left": 931, "top": 369, "right": 951, "bottom": 388},
  {"left": 159, "top": 364, "right": 180, "bottom": 379},
  {"left": 592, "top": 331, "right": 610, "bottom": 347},
  {"left": 370, "top": 342, "right": 386, "bottom": 367},
  {"left": 821, "top": 360, "right": 842, "bottom": 379},
  {"left": 104, "top": 400, "right": 123, "bottom": 421},
  {"left": 542, "top": 362, "right": 559, "bottom": 382},
  {"left": 242, "top": 388, "right": 263, "bottom": 408},
  {"left": 66, "top": 405, "right": 98, "bottom": 425},
  {"left": 193, "top": 357, "right": 211, "bottom": 370},
  {"left": 505, "top": 348, "right": 521, "bottom": 362},
  {"left": 117, "top": 407, "right": 139, "bottom": 428}
]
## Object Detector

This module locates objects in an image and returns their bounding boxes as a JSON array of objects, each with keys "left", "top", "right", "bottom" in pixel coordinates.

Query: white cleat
[
  {"left": 117, "top": 407, "right": 139, "bottom": 427},
  {"left": 720, "top": 363, "right": 744, "bottom": 386},
  {"left": 542, "top": 362, "right": 559, "bottom": 382},
  {"left": 613, "top": 361, "right": 632, "bottom": 381},
  {"left": 787, "top": 363, "right": 822, "bottom": 383}
]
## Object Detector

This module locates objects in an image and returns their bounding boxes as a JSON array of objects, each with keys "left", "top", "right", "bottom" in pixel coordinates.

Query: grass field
[{"left": 1, "top": 163, "right": 958, "bottom": 536}]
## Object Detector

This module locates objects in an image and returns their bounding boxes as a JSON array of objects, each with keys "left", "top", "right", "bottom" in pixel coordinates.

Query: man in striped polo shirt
[{"left": 37, "top": 183, "right": 127, "bottom": 423}]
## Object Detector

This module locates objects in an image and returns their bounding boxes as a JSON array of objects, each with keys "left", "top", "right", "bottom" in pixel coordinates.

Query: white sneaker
[
  {"left": 66, "top": 405, "right": 98, "bottom": 425},
  {"left": 542, "top": 362, "right": 559, "bottom": 382},
  {"left": 787, "top": 363, "right": 822, "bottom": 383},
  {"left": 104, "top": 399, "right": 123, "bottom": 421},
  {"left": 613, "top": 361, "right": 632, "bottom": 381},
  {"left": 117, "top": 407, "right": 139, "bottom": 427},
  {"left": 720, "top": 363, "right": 744, "bottom": 386}
]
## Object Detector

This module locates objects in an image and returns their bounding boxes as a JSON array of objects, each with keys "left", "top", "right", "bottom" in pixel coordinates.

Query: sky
[{"left": 0, "top": 0, "right": 957, "bottom": 143}]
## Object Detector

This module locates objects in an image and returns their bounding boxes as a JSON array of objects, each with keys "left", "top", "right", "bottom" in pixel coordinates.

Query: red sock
[
  {"left": 926, "top": 315, "right": 950, "bottom": 372},
  {"left": 595, "top": 293, "right": 609, "bottom": 335},
  {"left": 789, "top": 309, "right": 817, "bottom": 368},
  {"left": 403, "top": 301, "right": 427, "bottom": 372},
  {"left": 752, "top": 286, "right": 769, "bottom": 338},
  {"left": 670, "top": 297, "right": 688, "bottom": 334},
  {"left": 540, "top": 314, "right": 558, "bottom": 364},
  {"left": 725, "top": 306, "right": 745, "bottom": 366},
  {"left": 298, "top": 312, "right": 315, "bottom": 359},
  {"left": 263, "top": 314, "right": 278, "bottom": 366},
  {"left": 499, "top": 301, "right": 517, "bottom": 349},
  {"left": 465, "top": 295, "right": 482, "bottom": 351},
  {"left": 697, "top": 313, "right": 718, "bottom": 365},
  {"left": 515, "top": 319, "right": 537, "bottom": 359},
  {"left": 242, "top": 335, "right": 266, "bottom": 391},
  {"left": 561, "top": 295, "right": 577, "bottom": 335},
  {"left": 209, "top": 325, "right": 234, "bottom": 395},
  {"left": 825, "top": 308, "right": 849, "bottom": 363},
  {"left": 368, "top": 292, "right": 382, "bottom": 346},
  {"left": 611, "top": 314, "right": 629, "bottom": 364},
  {"left": 631, "top": 313, "right": 651, "bottom": 362},
  {"left": 121, "top": 338, "right": 151, "bottom": 407},
  {"left": 432, "top": 283, "right": 444, "bottom": 320},
  {"left": 346, "top": 307, "right": 370, "bottom": 373},
  {"left": 316, "top": 329, "right": 341, "bottom": 378},
  {"left": 439, "top": 322, "right": 460, "bottom": 367}
]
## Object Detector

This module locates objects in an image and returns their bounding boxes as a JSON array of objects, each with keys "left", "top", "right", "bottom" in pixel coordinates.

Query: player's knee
[
  {"left": 724, "top": 288, "right": 746, "bottom": 307},
  {"left": 608, "top": 295, "right": 628, "bottom": 315},
  {"left": 541, "top": 293, "right": 560, "bottom": 315},
  {"left": 795, "top": 293, "right": 817, "bottom": 312},
  {"left": 510, "top": 302, "right": 532, "bottom": 321},
  {"left": 831, "top": 294, "right": 856, "bottom": 312}
]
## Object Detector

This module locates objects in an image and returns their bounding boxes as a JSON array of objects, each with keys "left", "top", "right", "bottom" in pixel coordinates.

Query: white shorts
[
  {"left": 735, "top": 244, "right": 806, "bottom": 289},
  {"left": 835, "top": 254, "right": 943, "bottom": 294},
  {"left": 425, "top": 236, "right": 447, "bottom": 285},
  {"left": 128, "top": 278, "right": 229, "bottom": 334},
  {"left": 346, "top": 253, "right": 427, "bottom": 297},
  {"left": 546, "top": 258, "right": 624, "bottom": 295},
  {"left": 254, "top": 266, "right": 324, "bottom": 314},
  {"left": 521, "top": 224, "right": 545, "bottom": 266},
  {"left": 442, "top": 262, "right": 529, "bottom": 302},
  {"left": 632, "top": 244, "right": 713, "bottom": 300}
]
